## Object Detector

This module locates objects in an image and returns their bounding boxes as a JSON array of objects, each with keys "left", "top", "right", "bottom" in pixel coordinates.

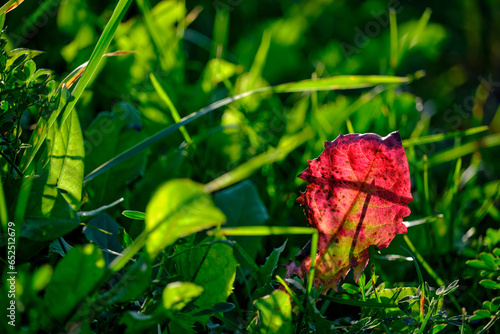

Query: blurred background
[{"left": 5, "top": 0, "right": 500, "bottom": 317}]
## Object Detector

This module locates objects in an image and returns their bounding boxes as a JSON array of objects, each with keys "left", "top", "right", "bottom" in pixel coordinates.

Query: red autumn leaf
[{"left": 292, "top": 131, "right": 412, "bottom": 292}]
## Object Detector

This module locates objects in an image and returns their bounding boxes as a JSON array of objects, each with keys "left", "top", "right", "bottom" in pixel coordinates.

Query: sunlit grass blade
[
  {"left": 203, "top": 127, "right": 313, "bottom": 193},
  {"left": 307, "top": 230, "right": 319, "bottom": 295},
  {"left": 58, "top": 51, "right": 135, "bottom": 91},
  {"left": 84, "top": 74, "right": 410, "bottom": 183},
  {"left": 389, "top": 8, "right": 398, "bottom": 69},
  {"left": 20, "top": 0, "right": 134, "bottom": 174},
  {"left": 403, "top": 214, "right": 444, "bottom": 228},
  {"left": 402, "top": 126, "right": 488, "bottom": 147},
  {"left": 209, "top": 226, "right": 316, "bottom": 236},
  {"left": 409, "top": 8, "right": 432, "bottom": 49},
  {"left": 423, "top": 133, "right": 500, "bottom": 168},
  {"left": 149, "top": 73, "right": 192, "bottom": 144}
]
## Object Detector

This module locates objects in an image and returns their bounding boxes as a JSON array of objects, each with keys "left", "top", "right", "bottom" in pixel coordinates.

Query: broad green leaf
[
  {"left": 293, "top": 131, "right": 412, "bottom": 291},
  {"left": 145, "top": 179, "right": 225, "bottom": 259},
  {"left": 173, "top": 236, "right": 237, "bottom": 323},
  {"left": 214, "top": 180, "right": 269, "bottom": 263},
  {"left": 251, "top": 290, "right": 292, "bottom": 334},
  {"left": 163, "top": 282, "right": 204, "bottom": 312},
  {"left": 120, "top": 312, "right": 159, "bottom": 334},
  {"left": 44, "top": 244, "right": 106, "bottom": 323}
]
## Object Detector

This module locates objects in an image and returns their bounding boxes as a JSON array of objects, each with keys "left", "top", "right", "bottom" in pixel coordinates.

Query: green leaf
[
  {"left": 173, "top": 236, "right": 238, "bottom": 324},
  {"left": 117, "top": 227, "right": 134, "bottom": 249},
  {"left": 145, "top": 179, "right": 225, "bottom": 259},
  {"left": 214, "top": 180, "right": 269, "bottom": 263},
  {"left": 102, "top": 258, "right": 151, "bottom": 304},
  {"left": 44, "top": 244, "right": 106, "bottom": 323},
  {"left": 201, "top": 58, "right": 243, "bottom": 93},
  {"left": 163, "top": 282, "right": 204, "bottom": 312},
  {"left": 19, "top": 0, "right": 134, "bottom": 175},
  {"left": 254, "top": 241, "right": 287, "bottom": 297},
  {"left": 490, "top": 297, "right": 500, "bottom": 312},
  {"left": 83, "top": 213, "right": 123, "bottom": 265},
  {"left": 120, "top": 312, "right": 159, "bottom": 334},
  {"left": 251, "top": 290, "right": 292, "bottom": 334},
  {"left": 436, "top": 279, "right": 459, "bottom": 296}
]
